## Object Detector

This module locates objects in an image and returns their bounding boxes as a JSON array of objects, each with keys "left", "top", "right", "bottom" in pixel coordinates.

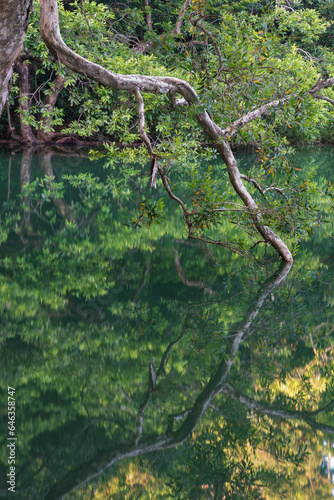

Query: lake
[{"left": 0, "top": 146, "right": 333, "bottom": 499}]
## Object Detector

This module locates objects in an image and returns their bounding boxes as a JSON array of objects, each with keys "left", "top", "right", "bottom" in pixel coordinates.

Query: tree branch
[
  {"left": 14, "top": 57, "right": 37, "bottom": 144},
  {"left": 240, "top": 174, "right": 265, "bottom": 196},
  {"left": 223, "top": 95, "right": 291, "bottom": 138},
  {"left": 263, "top": 186, "right": 289, "bottom": 201},
  {"left": 312, "top": 93, "right": 334, "bottom": 106},
  {"left": 38, "top": 74, "right": 66, "bottom": 142},
  {"left": 222, "top": 383, "right": 334, "bottom": 434},
  {"left": 189, "top": 15, "right": 226, "bottom": 79},
  {"left": 174, "top": 0, "right": 192, "bottom": 35},
  {"left": 133, "top": 87, "right": 153, "bottom": 156},
  {"left": 143, "top": 0, "right": 153, "bottom": 30},
  {"left": 39, "top": 0, "right": 294, "bottom": 262},
  {"left": 169, "top": 89, "right": 188, "bottom": 108}
]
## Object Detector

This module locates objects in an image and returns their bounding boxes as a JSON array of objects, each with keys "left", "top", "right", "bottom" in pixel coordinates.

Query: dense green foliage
[{"left": 2, "top": 0, "right": 334, "bottom": 144}]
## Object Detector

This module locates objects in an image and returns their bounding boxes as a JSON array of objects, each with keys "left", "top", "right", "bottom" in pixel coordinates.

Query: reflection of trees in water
[
  {"left": 20, "top": 148, "right": 34, "bottom": 235},
  {"left": 0, "top": 154, "right": 333, "bottom": 499},
  {"left": 37, "top": 262, "right": 332, "bottom": 499},
  {"left": 39, "top": 149, "right": 74, "bottom": 223}
]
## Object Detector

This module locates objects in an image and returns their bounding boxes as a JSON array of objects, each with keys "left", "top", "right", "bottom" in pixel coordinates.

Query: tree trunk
[
  {"left": 14, "top": 57, "right": 37, "bottom": 144},
  {"left": 37, "top": 74, "right": 66, "bottom": 142},
  {"left": 0, "top": 0, "right": 33, "bottom": 116}
]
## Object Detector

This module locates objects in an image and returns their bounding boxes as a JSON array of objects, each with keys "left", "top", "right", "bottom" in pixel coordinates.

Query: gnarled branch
[{"left": 39, "top": 0, "right": 293, "bottom": 262}]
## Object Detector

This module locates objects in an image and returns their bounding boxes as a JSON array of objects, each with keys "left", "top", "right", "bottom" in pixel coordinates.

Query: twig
[
  {"left": 313, "top": 93, "right": 334, "bottom": 106},
  {"left": 158, "top": 166, "right": 189, "bottom": 214},
  {"left": 240, "top": 174, "right": 265, "bottom": 196},
  {"left": 263, "top": 186, "right": 289, "bottom": 201},
  {"left": 79, "top": 0, "right": 93, "bottom": 54},
  {"left": 189, "top": 15, "right": 226, "bottom": 79},
  {"left": 249, "top": 240, "right": 266, "bottom": 250}
]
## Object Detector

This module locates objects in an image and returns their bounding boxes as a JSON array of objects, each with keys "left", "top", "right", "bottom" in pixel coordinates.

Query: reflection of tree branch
[
  {"left": 222, "top": 383, "right": 334, "bottom": 434},
  {"left": 132, "top": 262, "right": 150, "bottom": 302},
  {"left": 39, "top": 149, "right": 75, "bottom": 221},
  {"left": 208, "top": 403, "right": 232, "bottom": 420},
  {"left": 20, "top": 148, "right": 35, "bottom": 238},
  {"left": 44, "top": 262, "right": 292, "bottom": 499},
  {"left": 7, "top": 155, "right": 11, "bottom": 203},
  {"left": 136, "top": 323, "right": 190, "bottom": 442},
  {"left": 135, "top": 358, "right": 156, "bottom": 443},
  {"left": 80, "top": 338, "right": 92, "bottom": 419},
  {"left": 167, "top": 409, "right": 191, "bottom": 433},
  {"left": 174, "top": 250, "right": 215, "bottom": 296},
  {"left": 157, "top": 325, "right": 189, "bottom": 378}
]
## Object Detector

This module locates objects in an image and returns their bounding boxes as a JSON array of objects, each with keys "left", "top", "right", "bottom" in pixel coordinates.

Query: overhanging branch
[{"left": 39, "top": 0, "right": 294, "bottom": 262}]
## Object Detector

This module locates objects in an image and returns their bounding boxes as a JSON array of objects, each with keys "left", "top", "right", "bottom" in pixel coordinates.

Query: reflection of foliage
[
  {"left": 0, "top": 152, "right": 333, "bottom": 499},
  {"left": 171, "top": 416, "right": 290, "bottom": 500}
]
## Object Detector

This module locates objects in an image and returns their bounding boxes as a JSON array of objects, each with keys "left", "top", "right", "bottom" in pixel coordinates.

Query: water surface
[{"left": 0, "top": 147, "right": 333, "bottom": 499}]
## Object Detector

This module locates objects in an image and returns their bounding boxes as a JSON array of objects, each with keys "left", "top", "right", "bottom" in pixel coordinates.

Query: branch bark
[
  {"left": 223, "top": 95, "right": 291, "bottom": 138},
  {"left": 143, "top": 0, "right": 152, "bottom": 30}
]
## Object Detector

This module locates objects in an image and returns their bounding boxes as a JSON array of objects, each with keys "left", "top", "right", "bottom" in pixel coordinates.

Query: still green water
[{"left": 0, "top": 147, "right": 333, "bottom": 499}]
